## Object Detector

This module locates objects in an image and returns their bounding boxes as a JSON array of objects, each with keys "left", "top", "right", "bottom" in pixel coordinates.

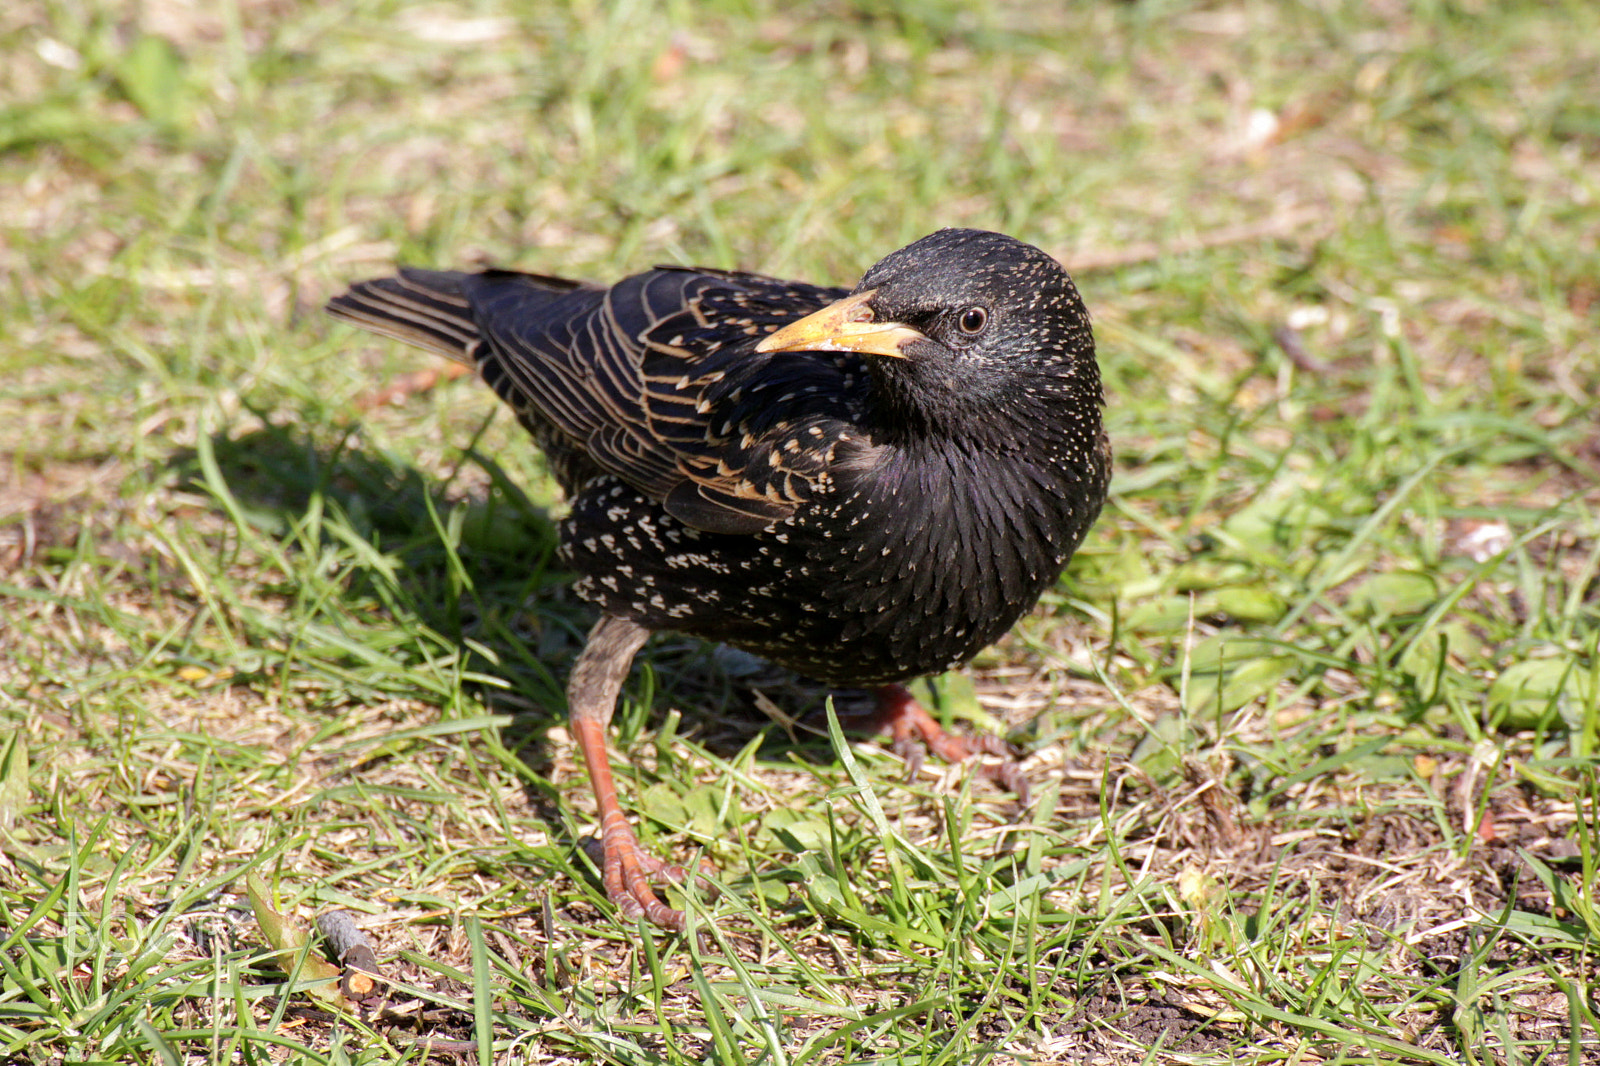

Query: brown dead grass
[
  {"left": 3, "top": 0, "right": 1597, "bottom": 1061},
  {"left": 6, "top": 513, "right": 1587, "bottom": 1061}
]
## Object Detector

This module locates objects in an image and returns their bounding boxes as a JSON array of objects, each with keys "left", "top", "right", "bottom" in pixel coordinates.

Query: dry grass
[{"left": 2, "top": 0, "right": 1598, "bottom": 1063}]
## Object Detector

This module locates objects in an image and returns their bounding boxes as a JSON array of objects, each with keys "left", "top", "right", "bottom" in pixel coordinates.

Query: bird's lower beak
[{"left": 754, "top": 290, "right": 922, "bottom": 358}]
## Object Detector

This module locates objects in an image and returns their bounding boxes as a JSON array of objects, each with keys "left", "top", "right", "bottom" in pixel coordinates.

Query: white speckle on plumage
[{"left": 329, "top": 229, "right": 1110, "bottom": 852}]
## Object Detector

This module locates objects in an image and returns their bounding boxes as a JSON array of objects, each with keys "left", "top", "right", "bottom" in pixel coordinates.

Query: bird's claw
[
  {"left": 889, "top": 735, "right": 927, "bottom": 779},
  {"left": 582, "top": 831, "right": 717, "bottom": 933},
  {"left": 875, "top": 684, "right": 1031, "bottom": 805},
  {"left": 980, "top": 758, "right": 1031, "bottom": 805}
]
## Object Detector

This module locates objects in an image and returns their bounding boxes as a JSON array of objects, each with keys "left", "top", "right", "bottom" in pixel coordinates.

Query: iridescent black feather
[{"left": 327, "top": 228, "right": 1111, "bottom": 688}]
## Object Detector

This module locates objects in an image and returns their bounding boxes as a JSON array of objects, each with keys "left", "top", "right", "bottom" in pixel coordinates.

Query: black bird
[{"left": 326, "top": 228, "right": 1111, "bottom": 930}]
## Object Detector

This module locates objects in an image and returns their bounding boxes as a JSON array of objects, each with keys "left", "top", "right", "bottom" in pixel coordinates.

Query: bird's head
[{"left": 755, "top": 229, "right": 1099, "bottom": 446}]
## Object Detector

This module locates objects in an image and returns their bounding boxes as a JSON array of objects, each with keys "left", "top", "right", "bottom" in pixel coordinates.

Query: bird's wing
[{"left": 455, "top": 266, "right": 865, "bottom": 534}]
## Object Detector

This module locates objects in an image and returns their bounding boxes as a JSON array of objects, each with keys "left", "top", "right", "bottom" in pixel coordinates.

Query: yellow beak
[{"left": 754, "top": 290, "right": 923, "bottom": 358}]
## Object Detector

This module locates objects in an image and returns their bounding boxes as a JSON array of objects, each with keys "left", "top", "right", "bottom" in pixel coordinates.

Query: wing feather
[{"left": 329, "top": 262, "right": 869, "bottom": 532}]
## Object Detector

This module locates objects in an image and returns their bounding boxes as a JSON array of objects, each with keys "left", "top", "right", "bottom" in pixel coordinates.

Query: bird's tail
[{"left": 325, "top": 268, "right": 485, "bottom": 366}]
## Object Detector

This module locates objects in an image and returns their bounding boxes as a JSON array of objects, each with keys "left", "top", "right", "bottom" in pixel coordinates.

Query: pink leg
[
  {"left": 568, "top": 616, "right": 703, "bottom": 931},
  {"left": 871, "top": 684, "right": 1030, "bottom": 803}
]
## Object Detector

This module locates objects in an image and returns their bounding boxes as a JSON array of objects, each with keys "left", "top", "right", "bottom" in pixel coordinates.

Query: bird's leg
[
  {"left": 873, "top": 683, "right": 1031, "bottom": 804},
  {"left": 568, "top": 614, "right": 692, "bottom": 931}
]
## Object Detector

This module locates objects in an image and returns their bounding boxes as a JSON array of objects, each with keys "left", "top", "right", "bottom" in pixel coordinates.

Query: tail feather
[{"left": 326, "top": 268, "right": 485, "bottom": 365}]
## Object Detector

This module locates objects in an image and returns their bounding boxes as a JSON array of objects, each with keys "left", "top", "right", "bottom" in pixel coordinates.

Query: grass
[{"left": 2, "top": 0, "right": 1598, "bottom": 1062}]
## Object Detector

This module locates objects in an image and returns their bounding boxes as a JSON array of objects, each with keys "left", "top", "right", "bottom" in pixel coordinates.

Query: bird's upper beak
[{"left": 754, "top": 290, "right": 922, "bottom": 358}]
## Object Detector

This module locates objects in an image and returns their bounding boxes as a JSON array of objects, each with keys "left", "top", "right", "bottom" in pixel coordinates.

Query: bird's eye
[{"left": 958, "top": 307, "right": 988, "bottom": 334}]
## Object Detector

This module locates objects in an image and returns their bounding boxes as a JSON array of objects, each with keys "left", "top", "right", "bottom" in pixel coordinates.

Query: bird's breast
[
  {"left": 561, "top": 436, "right": 1105, "bottom": 688},
  {"left": 774, "top": 444, "right": 1098, "bottom": 682}
]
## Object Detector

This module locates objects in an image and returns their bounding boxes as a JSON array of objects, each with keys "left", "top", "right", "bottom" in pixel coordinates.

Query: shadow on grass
[{"left": 159, "top": 416, "right": 849, "bottom": 788}]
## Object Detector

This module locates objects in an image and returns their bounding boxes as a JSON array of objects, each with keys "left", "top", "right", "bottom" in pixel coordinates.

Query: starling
[{"left": 326, "top": 228, "right": 1111, "bottom": 930}]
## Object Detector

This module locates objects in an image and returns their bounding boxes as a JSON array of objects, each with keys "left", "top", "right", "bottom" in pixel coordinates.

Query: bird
[{"left": 326, "top": 228, "right": 1111, "bottom": 931}]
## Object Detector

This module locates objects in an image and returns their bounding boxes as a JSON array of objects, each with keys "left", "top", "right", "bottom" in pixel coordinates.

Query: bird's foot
[
  {"left": 873, "top": 684, "right": 1031, "bottom": 804},
  {"left": 582, "top": 816, "right": 717, "bottom": 933}
]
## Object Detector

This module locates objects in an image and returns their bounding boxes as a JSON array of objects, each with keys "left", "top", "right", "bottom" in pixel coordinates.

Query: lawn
[{"left": 2, "top": 0, "right": 1598, "bottom": 1063}]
